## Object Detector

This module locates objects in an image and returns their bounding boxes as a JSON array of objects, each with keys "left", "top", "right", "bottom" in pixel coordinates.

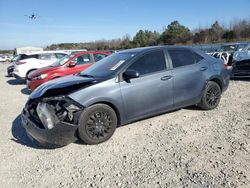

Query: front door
[
  {"left": 119, "top": 50, "right": 173, "bottom": 120},
  {"left": 68, "top": 54, "right": 93, "bottom": 75}
]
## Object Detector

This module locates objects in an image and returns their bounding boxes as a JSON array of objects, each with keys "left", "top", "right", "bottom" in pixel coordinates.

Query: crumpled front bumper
[{"left": 21, "top": 108, "right": 79, "bottom": 147}]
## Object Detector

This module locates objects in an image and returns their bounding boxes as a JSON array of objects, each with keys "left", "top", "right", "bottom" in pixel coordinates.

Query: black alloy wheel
[
  {"left": 199, "top": 81, "right": 221, "bottom": 110},
  {"left": 78, "top": 104, "right": 117, "bottom": 145},
  {"left": 206, "top": 86, "right": 220, "bottom": 107}
]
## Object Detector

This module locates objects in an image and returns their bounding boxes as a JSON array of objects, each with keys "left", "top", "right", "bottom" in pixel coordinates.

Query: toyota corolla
[{"left": 21, "top": 46, "right": 231, "bottom": 147}]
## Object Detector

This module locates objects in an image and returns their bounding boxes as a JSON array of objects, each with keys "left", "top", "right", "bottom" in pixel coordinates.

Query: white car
[
  {"left": 13, "top": 51, "right": 68, "bottom": 79},
  {"left": 0, "top": 55, "right": 11, "bottom": 62}
]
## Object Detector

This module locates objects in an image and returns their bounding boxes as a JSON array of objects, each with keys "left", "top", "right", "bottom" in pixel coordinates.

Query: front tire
[
  {"left": 78, "top": 104, "right": 117, "bottom": 145},
  {"left": 199, "top": 81, "right": 221, "bottom": 110}
]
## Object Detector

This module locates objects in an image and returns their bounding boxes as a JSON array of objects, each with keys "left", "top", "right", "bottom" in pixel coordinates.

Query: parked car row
[
  {"left": 231, "top": 43, "right": 250, "bottom": 78},
  {"left": 15, "top": 46, "right": 231, "bottom": 147},
  {"left": 0, "top": 55, "right": 12, "bottom": 62},
  {"left": 12, "top": 51, "right": 69, "bottom": 79},
  {"left": 27, "top": 51, "right": 110, "bottom": 90},
  {"left": 205, "top": 42, "right": 250, "bottom": 78},
  {"left": 207, "top": 42, "right": 249, "bottom": 64}
]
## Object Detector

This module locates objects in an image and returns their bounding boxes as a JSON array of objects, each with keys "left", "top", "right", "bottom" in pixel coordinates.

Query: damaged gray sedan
[{"left": 21, "top": 46, "right": 230, "bottom": 146}]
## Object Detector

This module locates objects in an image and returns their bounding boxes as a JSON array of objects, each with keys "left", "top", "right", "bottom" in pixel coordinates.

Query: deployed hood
[{"left": 30, "top": 75, "right": 99, "bottom": 99}]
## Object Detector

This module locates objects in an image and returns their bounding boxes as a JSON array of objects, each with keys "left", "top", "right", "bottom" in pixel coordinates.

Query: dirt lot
[{"left": 0, "top": 62, "right": 249, "bottom": 188}]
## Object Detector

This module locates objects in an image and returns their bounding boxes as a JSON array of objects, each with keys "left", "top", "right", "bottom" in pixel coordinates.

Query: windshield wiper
[{"left": 79, "top": 74, "right": 95, "bottom": 78}]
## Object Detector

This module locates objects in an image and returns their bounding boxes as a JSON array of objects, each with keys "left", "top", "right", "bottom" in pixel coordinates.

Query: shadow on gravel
[
  {"left": 21, "top": 88, "right": 31, "bottom": 95},
  {"left": 11, "top": 115, "right": 39, "bottom": 148},
  {"left": 7, "top": 79, "right": 26, "bottom": 85},
  {"left": 184, "top": 105, "right": 204, "bottom": 111},
  {"left": 11, "top": 115, "right": 73, "bottom": 149},
  {"left": 230, "top": 78, "right": 250, "bottom": 82}
]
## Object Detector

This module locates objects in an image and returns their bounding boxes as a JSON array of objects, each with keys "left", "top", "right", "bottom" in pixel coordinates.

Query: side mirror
[
  {"left": 123, "top": 69, "right": 140, "bottom": 81},
  {"left": 68, "top": 61, "right": 76, "bottom": 67}
]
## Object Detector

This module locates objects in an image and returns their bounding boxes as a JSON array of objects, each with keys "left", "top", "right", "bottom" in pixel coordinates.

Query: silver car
[{"left": 21, "top": 46, "right": 231, "bottom": 146}]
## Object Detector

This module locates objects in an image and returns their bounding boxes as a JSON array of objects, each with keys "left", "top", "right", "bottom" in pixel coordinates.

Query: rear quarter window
[
  {"left": 39, "top": 54, "right": 53, "bottom": 60},
  {"left": 19, "top": 54, "right": 39, "bottom": 60}
]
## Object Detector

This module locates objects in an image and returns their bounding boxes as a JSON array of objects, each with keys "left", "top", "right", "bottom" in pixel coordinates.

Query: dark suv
[{"left": 22, "top": 46, "right": 231, "bottom": 146}]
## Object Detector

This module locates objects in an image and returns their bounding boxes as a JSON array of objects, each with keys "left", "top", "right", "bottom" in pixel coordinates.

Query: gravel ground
[{"left": 0, "top": 62, "right": 250, "bottom": 188}]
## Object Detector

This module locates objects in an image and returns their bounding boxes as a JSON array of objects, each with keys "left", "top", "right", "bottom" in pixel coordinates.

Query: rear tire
[
  {"left": 198, "top": 81, "right": 221, "bottom": 110},
  {"left": 78, "top": 104, "right": 117, "bottom": 145}
]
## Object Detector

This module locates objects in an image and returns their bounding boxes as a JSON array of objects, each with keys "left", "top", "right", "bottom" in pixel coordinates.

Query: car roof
[
  {"left": 71, "top": 51, "right": 111, "bottom": 56},
  {"left": 23, "top": 51, "right": 68, "bottom": 56},
  {"left": 221, "top": 42, "right": 249, "bottom": 46},
  {"left": 118, "top": 45, "right": 195, "bottom": 54}
]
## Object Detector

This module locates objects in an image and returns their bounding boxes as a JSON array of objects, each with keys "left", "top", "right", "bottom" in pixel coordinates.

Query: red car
[{"left": 27, "top": 51, "right": 111, "bottom": 91}]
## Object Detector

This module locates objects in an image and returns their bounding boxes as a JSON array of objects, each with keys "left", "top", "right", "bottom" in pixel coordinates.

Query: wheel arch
[
  {"left": 199, "top": 76, "right": 223, "bottom": 101},
  {"left": 91, "top": 101, "right": 122, "bottom": 126},
  {"left": 208, "top": 77, "right": 223, "bottom": 91},
  {"left": 26, "top": 68, "right": 37, "bottom": 78}
]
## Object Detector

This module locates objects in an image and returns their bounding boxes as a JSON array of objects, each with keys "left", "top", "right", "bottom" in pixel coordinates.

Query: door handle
[
  {"left": 200, "top": 66, "right": 208, "bottom": 71},
  {"left": 161, "top": 75, "right": 172, "bottom": 81}
]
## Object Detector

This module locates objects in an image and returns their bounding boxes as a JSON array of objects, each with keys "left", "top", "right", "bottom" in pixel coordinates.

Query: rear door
[
  {"left": 119, "top": 50, "right": 173, "bottom": 120},
  {"left": 167, "top": 48, "right": 208, "bottom": 107}
]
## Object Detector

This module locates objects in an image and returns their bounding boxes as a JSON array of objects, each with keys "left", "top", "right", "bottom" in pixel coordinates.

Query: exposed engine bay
[{"left": 25, "top": 96, "right": 83, "bottom": 130}]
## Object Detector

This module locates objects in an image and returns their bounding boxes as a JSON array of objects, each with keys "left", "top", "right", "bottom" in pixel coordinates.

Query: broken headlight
[
  {"left": 36, "top": 102, "right": 57, "bottom": 129},
  {"left": 36, "top": 96, "right": 83, "bottom": 129}
]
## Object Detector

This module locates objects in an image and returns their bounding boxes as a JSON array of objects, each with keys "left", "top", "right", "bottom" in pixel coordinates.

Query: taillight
[
  {"left": 16, "top": 61, "right": 26, "bottom": 65},
  {"left": 224, "top": 63, "right": 232, "bottom": 70}
]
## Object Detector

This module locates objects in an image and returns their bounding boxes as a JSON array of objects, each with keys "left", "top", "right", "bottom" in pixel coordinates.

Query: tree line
[{"left": 45, "top": 18, "right": 249, "bottom": 51}]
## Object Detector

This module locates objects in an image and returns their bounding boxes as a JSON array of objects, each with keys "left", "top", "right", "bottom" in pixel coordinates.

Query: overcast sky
[{"left": 0, "top": 0, "right": 249, "bottom": 50}]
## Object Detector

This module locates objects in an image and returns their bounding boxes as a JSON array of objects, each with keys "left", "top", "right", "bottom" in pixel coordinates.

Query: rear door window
[
  {"left": 93, "top": 53, "right": 108, "bottom": 62},
  {"left": 128, "top": 50, "right": 166, "bottom": 76},
  {"left": 55, "top": 53, "right": 66, "bottom": 59},
  {"left": 168, "top": 49, "right": 197, "bottom": 68},
  {"left": 193, "top": 52, "right": 204, "bottom": 63}
]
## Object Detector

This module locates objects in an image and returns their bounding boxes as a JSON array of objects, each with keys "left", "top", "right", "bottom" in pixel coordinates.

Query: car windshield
[
  {"left": 79, "top": 52, "right": 137, "bottom": 78},
  {"left": 51, "top": 54, "right": 73, "bottom": 67},
  {"left": 219, "top": 45, "right": 237, "bottom": 52},
  {"left": 246, "top": 44, "right": 250, "bottom": 51}
]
